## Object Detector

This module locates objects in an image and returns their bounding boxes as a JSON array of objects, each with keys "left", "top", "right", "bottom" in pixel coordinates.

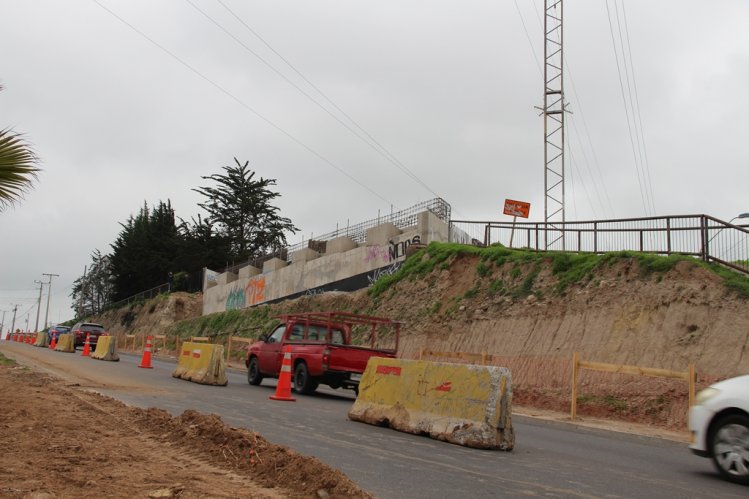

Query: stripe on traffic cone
[{"left": 270, "top": 345, "right": 296, "bottom": 402}]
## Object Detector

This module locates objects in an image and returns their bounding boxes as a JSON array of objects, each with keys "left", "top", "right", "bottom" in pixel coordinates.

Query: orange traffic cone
[
  {"left": 270, "top": 345, "right": 296, "bottom": 402},
  {"left": 49, "top": 332, "right": 57, "bottom": 350},
  {"left": 27, "top": 333, "right": 33, "bottom": 345},
  {"left": 81, "top": 332, "right": 91, "bottom": 357},
  {"left": 138, "top": 336, "right": 154, "bottom": 368},
  {"left": 4, "top": 331, "right": 8, "bottom": 341}
]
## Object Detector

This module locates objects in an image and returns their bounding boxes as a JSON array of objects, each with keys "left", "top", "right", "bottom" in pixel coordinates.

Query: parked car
[
  {"left": 689, "top": 374, "right": 749, "bottom": 485},
  {"left": 69, "top": 322, "right": 106, "bottom": 350},
  {"left": 47, "top": 325, "right": 70, "bottom": 344},
  {"left": 246, "top": 312, "right": 401, "bottom": 395}
]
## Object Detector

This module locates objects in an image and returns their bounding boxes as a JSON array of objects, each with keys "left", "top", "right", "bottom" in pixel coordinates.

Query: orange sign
[{"left": 503, "top": 199, "right": 531, "bottom": 218}]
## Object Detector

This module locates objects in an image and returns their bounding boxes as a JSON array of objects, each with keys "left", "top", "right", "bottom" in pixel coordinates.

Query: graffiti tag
[
  {"left": 367, "top": 262, "right": 402, "bottom": 286},
  {"left": 388, "top": 235, "right": 421, "bottom": 261},
  {"left": 245, "top": 276, "right": 266, "bottom": 306}
]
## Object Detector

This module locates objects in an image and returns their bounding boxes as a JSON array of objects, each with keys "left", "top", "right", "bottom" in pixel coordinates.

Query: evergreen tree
[
  {"left": 109, "top": 200, "right": 180, "bottom": 300},
  {"left": 193, "top": 159, "right": 298, "bottom": 260},
  {"left": 70, "top": 249, "right": 115, "bottom": 317}
]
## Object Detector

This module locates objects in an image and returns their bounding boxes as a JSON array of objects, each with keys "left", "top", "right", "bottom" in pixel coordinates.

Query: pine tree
[{"left": 193, "top": 158, "right": 298, "bottom": 260}]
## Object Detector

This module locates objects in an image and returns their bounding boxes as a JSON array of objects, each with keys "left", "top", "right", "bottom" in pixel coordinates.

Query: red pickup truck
[{"left": 245, "top": 312, "right": 401, "bottom": 395}]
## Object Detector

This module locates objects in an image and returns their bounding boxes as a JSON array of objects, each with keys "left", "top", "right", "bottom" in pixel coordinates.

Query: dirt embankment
[
  {"left": 91, "top": 251, "right": 749, "bottom": 429},
  {"left": 0, "top": 359, "right": 369, "bottom": 499}
]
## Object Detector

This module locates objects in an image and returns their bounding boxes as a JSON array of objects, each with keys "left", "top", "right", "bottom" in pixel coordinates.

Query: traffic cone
[
  {"left": 49, "top": 332, "right": 57, "bottom": 350},
  {"left": 81, "top": 332, "right": 91, "bottom": 357},
  {"left": 270, "top": 345, "right": 296, "bottom": 402},
  {"left": 27, "top": 333, "right": 33, "bottom": 345},
  {"left": 138, "top": 336, "right": 154, "bottom": 369}
]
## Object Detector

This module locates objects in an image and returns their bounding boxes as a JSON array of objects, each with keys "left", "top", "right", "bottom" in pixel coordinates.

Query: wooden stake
[{"left": 571, "top": 352, "right": 579, "bottom": 421}]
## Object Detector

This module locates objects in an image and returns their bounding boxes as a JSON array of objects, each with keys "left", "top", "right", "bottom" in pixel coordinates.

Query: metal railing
[
  {"left": 222, "top": 198, "right": 451, "bottom": 273},
  {"left": 449, "top": 215, "right": 749, "bottom": 275}
]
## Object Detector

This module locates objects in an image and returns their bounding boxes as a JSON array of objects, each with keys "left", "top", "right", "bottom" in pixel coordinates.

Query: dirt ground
[{"left": 0, "top": 352, "right": 369, "bottom": 499}]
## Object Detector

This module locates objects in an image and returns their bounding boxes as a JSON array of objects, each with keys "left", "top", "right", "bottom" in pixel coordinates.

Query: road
[{"left": 1, "top": 340, "right": 745, "bottom": 498}]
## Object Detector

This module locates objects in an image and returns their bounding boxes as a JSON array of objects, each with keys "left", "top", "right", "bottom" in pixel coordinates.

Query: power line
[
  {"left": 91, "top": 0, "right": 394, "bottom": 207},
  {"left": 205, "top": 0, "right": 443, "bottom": 201},
  {"left": 620, "top": 1, "right": 656, "bottom": 213},
  {"left": 605, "top": 0, "right": 650, "bottom": 216}
]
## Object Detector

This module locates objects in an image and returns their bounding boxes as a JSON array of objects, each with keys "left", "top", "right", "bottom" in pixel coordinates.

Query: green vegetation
[
  {"left": 368, "top": 241, "right": 749, "bottom": 301},
  {"left": 0, "top": 352, "right": 16, "bottom": 366},
  {"left": 488, "top": 279, "right": 505, "bottom": 295},
  {"left": 512, "top": 265, "right": 541, "bottom": 299},
  {"left": 464, "top": 285, "right": 480, "bottom": 299},
  {"left": 429, "top": 301, "right": 442, "bottom": 315},
  {"left": 167, "top": 305, "right": 276, "bottom": 342}
]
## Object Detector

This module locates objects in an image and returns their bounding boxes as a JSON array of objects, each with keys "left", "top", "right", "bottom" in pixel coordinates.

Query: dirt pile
[{"left": 0, "top": 360, "right": 369, "bottom": 499}]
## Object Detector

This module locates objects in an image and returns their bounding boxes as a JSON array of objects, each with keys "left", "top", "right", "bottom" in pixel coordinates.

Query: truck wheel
[
  {"left": 247, "top": 357, "right": 263, "bottom": 386},
  {"left": 710, "top": 414, "right": 749, "bottom": 485},
  {"left": 293, "top": 362, "right": 318, "bottom": 395}
]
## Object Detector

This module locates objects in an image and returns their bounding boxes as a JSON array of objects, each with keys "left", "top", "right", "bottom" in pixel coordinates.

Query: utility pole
[
  {"left": 1, "top": 310, "right": 6, "bottom": 337},
  {"left": 43, "top": 273, "right": 59, "bottom": 329},
  {"left": 543, "top": 0, "right": 566, "bottom": 249},
  {"left": 10, "top": 304, "right": 18, "bottom": 334},
  {"left": 34, "top": 279, "right": 44, "bottom": 332}
]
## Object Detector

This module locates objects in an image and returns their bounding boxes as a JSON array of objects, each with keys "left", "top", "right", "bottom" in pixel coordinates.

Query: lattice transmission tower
[{"left": 543, "top": 0, "right": 565, "bottom": 249}]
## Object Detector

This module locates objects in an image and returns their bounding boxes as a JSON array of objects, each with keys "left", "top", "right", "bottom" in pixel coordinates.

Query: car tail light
[{"left": 322, "top": 348, "right": 330, "bottom": 370}]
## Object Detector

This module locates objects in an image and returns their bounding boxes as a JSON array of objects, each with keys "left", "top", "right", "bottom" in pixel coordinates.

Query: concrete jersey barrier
[
  {"left": 54, "top": 333, "right": 75, "bottom": 353},
  {"left": 172, "top": 342, "right": 228, "bottom": 386},
  {"left": 33, "top": 332, "right": 48, "bottom": 348},
  {"left": 348, "top": 357, "right": 514, "bottom": 450},
  {"left": 90, "top": 336, "right": 120, "bottom": 361}
]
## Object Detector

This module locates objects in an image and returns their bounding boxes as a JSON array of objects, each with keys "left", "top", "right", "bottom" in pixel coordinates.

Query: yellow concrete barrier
[
  {"left": 172, "top": 342, "right": 227, "bottom": 386},
  {"left": 54, "top": 333, "right": 75, "bottom": 353},
  {"left": 90, "top": 335, "right": 120, "bottom": 361},
  {"left": 33, "top": 332, "right": 48, "bottom": 347},
  {"left": 348, "top": 358, "right": 514, "bottom": 450}
]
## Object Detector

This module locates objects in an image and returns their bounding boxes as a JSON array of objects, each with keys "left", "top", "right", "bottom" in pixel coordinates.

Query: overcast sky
[{"left": 1, "top": 0, "right": 747, "bottom": 330}]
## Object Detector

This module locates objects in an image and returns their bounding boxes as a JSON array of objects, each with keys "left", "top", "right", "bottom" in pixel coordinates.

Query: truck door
[{"left": 258, "top": 324, "right": 286, "bottom": 374}]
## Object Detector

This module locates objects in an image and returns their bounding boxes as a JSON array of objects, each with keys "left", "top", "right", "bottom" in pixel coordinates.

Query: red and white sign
[{"left": 503, "top": 199, "right": 531, "bottom": 218}]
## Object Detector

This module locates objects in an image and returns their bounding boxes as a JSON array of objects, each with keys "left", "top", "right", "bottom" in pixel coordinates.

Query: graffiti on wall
[
  {"left": 367, "top": 262, "right": 402, "bottom": 286},
  {"left": 245, "top": 276, "right": 266, "bottom": 306},
  {"left": 225, "top": 275, "right": 266, "bottom": 310},
  {"left": 388, "top": 235, "right": 421, "bottom": 261},
  {"left": 365, "top": 245, "right": 390, "bottom": 263},
  {"left": 225, "top": 285, "right": 245, "bottom": 310},
  {"left": 365, "top": 235, "right": 422, "bottom": 265}
]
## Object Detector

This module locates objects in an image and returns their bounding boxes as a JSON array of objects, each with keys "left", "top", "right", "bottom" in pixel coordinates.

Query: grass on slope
[{"left": 368, "top": 242, "right": 749, "bottom": 299}]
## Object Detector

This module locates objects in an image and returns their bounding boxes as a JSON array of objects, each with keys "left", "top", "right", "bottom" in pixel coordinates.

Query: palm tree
[{"left": 0, "top": 83, "right": 40, "bottom": 212}]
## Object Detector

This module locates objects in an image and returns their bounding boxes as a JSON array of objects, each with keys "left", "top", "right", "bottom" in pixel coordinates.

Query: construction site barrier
[
  {"left": 172, "top": 342, "right": 227, "bottom": 386},
  {"left": 571, "top": 352, "right": 696, "bottom": 421},
  {"left": 190, "top": 336, "right": 210, "bottom": 343},
  {"left": 348, "top": 358, "right": 514, "bottom": 450},
  {"left": 226, "top": 336, "right": 253, "bottom": 364},
  {"left": 152, "top": 335, "right": 167, "bottom": 353},
  {"left": 54, "top": 333, "right": 75, "bottom": 353},
  {"left": 124, "top": 334, "right": 136, "bottom": 351},
  {"left": 33, "top": 332, "right": 48, "bottom": 348},
  {"left": 90, "top": 336, "right": 120, "bottom": 362}
]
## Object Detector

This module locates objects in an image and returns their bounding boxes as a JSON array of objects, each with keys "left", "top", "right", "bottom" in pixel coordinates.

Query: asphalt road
[{"left": 2, "top": 341, "right": 746, "bottom": 498}]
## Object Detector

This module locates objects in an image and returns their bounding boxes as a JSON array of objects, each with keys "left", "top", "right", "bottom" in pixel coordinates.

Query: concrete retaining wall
[{"left": 202, "top": 210, "right": 449, "bottom": 315}]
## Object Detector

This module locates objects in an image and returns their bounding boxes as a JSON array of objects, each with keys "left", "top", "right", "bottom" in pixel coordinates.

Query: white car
[{"left": 689, "top": 374, "right": 749, "bottom": 485}]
